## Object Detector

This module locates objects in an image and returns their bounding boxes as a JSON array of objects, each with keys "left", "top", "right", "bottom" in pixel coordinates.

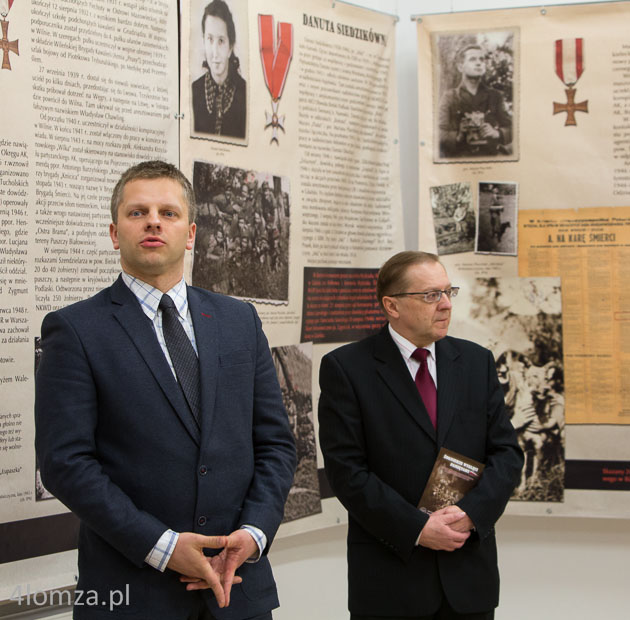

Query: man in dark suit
[
  {"left": 318, "top": 251, "right": 522, "bottom": 620},
  {"left": 35, "top": 161, "right": 296, "bottom": 620}
]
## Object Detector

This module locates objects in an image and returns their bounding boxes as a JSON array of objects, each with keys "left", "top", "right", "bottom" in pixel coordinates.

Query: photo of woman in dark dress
[{"left": 191, "top": 0, "right": 246, "bottom": 140}]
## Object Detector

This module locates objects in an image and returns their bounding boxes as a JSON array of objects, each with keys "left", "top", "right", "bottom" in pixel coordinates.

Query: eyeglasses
[{"left": 388, "top": 287, "right": 459, "bottom": 304}]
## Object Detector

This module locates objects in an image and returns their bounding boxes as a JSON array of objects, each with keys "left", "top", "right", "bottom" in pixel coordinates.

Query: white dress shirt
[{"left": 388, "top": 323, "right": 437, "bottom": 387}]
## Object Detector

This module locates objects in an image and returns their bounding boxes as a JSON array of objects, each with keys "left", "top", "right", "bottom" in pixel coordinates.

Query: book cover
[{"left": 418, "top": 447, "right": 485, "bottom": 514}]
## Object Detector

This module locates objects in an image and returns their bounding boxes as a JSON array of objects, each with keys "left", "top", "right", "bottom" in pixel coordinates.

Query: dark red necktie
[{"left": 411, "top": 348, "right": 437, "bottom": 429}]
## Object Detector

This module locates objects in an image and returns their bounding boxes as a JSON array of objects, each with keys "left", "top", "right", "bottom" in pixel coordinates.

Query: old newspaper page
[{"left": 519, "top": 207, "right": 630, "bottom": 426}]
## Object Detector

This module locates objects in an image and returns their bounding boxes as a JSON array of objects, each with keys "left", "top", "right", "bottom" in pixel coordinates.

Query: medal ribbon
[
  {"left": 555, "top": 38, "right": 584, "bottom": 86},
  {"left": 1, "top": 1, "right": 15, "bottom": 16},
  {"left": 258, "top": 14, "right": 293, "bottom": 101}
]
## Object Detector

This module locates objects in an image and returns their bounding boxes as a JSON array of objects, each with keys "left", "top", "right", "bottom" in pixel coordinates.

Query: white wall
[{"left": 269, "top": 512, "right": 630, "bottom": 620}]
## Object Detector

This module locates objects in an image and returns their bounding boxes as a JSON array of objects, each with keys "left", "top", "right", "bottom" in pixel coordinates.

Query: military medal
[
  {"left": 258, "top": 14, "right": 293, "bottom": 145},
  {"left": 1, "top": 0, "right": 19, "bottom": 71},
  {"left": 553, "top": 38, "right": 588, "bottom": 126}
]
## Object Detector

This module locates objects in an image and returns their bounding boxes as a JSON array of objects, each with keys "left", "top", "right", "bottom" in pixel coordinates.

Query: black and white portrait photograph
[
  {"left": 476, "top": 181, "right": 518, "bottom": 256},
  {"left": 433, "top": 29, "right": 518, "bottom": 162},
  {"left": 271, "top": 343, "right": 322, "bottom": 523},
  {"left": 429, "top": 182, "right": 475, "bottom": 255},
  {"left": 189, "top": 0, "right": 248, "bottom": 143},
  {"left": 450, "top": 277, "right": 565, "bottom": 502},
  {"left": 191, "top": 161, "right": 290, "bottom": 302}
]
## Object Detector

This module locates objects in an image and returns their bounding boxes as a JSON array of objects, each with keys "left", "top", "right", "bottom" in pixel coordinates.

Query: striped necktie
[{"left": 159, "top": 294, "right": 200, "bottom": 423}]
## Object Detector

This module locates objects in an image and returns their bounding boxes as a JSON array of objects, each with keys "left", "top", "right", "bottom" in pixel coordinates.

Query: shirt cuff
[
  {"left": 145, "top": 529, "right": 179, "bottom": 572},
  {"left": 240, "top": 525, "right": 267, "bottom": 562}
]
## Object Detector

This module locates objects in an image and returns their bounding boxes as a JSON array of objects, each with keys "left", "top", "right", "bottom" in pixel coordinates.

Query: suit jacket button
[
  {"left": 198, "top": 516, "right": 207, "bottom": 526},
  {"left": 199, "top": 466, "right": 208, "bottom": 476}
]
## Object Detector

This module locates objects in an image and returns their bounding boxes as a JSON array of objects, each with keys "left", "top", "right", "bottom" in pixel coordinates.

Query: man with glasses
[{"left": 318, "top": 251, "right": 522, "bottom": 620}]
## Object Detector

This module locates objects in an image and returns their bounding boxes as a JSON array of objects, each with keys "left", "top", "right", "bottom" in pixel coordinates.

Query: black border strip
[
  {"left": 0, "top": 513, "right": 79, "bottom": 564},
  {"left": 564, "top": 459, "right": 630, "bottom": 490}
]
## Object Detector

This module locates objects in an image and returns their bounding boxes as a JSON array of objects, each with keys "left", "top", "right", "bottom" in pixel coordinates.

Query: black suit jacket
[
  {"left": 318, "top": 326, "right": 523, "bottom": 616},
  {"left": 35, "top": 276, "right": 296, "bottom": 619}
]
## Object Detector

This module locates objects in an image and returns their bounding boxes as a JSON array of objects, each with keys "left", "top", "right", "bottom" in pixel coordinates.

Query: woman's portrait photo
[{"left": 190, "top": 0, "right": 248, "bottom": 143}]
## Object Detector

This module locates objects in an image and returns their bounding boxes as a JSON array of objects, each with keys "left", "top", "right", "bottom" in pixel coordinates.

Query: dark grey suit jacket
[
  {"left": 35, "top": 276, "right": 296, "bottom": 619},
  {"left": 318, "top": 325, "right": 522, "bottom": 616}
]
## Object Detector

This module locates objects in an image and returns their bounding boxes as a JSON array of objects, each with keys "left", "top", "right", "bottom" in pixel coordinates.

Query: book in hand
[{"left": 417, "top": 447, "right": 485, "bottom": 514}]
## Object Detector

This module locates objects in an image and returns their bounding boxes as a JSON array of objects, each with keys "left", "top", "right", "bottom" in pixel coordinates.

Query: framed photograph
[
  {"left": 429, "top": 182, "right": 475, "bottom": 255},
  {"left": 476, "top": 181, "right": 518, "bottom": 256},
  {"left": 432, "top": 29, "right": 519, "bottom": 163},
  {"left": 191, "top": 161, "right": 290, "bottom": 303},
  {"left": 189, "top": 0, "right": 249, "bottom": 145}
]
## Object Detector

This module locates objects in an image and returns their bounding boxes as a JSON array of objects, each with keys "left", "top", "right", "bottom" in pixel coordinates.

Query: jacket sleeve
[
  {"left": 35, "top": 310, "right": 167, "bottom": 567},
  {"left": 318, "top": 351, "right": 427, "bottom": 562}
]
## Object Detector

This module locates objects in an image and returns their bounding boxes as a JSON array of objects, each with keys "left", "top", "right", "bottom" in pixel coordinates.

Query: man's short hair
[
  {"left": 110, "top": 160, "right": 196, "bottom": 224},
  {"left": 456, "top": 44, "right": 483, "bottom": 66},
  {"left": 376, "top": 251, "right": 441, "bottom": 310}
]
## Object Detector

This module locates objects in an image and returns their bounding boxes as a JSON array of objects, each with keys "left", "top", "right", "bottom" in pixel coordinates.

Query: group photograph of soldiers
[{"left": 191, "top": 161, "right": 291, "bottom": 301}]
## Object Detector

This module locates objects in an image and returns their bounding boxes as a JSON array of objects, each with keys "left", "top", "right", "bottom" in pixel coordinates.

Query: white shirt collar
[
  {"left": 121, "top": 272, "right": 189, "bottom": 321},
  {"left": 388, "top": 323, "right": 436, "bottom": 361}
]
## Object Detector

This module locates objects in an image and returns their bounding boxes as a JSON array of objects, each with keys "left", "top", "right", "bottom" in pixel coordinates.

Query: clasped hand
[
  {"left": 167, "top": 530, "right": 258, "bottom": 608},
  {"left": 418, "top": 505, "right": 474, "bottom": 552}
]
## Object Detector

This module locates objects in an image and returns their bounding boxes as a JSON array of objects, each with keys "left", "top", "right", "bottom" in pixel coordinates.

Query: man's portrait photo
[
  {"left": 433, "top": 29, "right": 518, "bottom": 162},
  {"left": 189, "top": 0, "right": 249, "bottom": 144},
  {"left": 476, "top": 181, "right": 518, "bottom": 256}
]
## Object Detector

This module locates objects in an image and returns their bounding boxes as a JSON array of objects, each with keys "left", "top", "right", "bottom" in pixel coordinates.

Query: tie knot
[
  {"left": 411, "top": 348, "right": 429, "bottom": 363},
  {"left": 159, "top": 294, "right": 176, "bottom": 311}
]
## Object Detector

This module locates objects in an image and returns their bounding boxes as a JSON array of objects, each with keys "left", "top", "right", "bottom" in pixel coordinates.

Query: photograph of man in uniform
[
  {"left": 434, "top": 31, "right": 517, "bottom": 162},
  {"left": 476, "top": 182, "right": 518, "bottom": 256},
  {"left": 488, "top": 187, "right": 504, "bottom": 239},
  {"left": 429, "top": 182, "right": 475, "bottom": 255}
]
